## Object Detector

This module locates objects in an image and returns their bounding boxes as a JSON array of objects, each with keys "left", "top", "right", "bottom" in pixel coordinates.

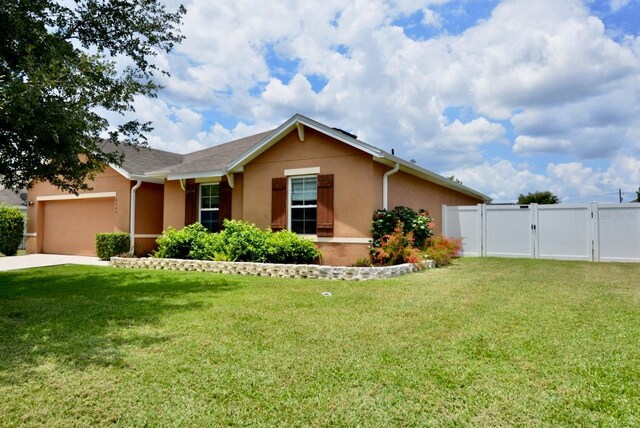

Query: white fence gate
[{"left": 442, "top": 203, "right": 640, "bottom": 262}]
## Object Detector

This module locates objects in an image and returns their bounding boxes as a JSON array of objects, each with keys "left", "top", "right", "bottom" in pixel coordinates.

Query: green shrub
[
  {"left": 352, "top": 257, "right": 372, "bottom": 267},
  {"left": 155, "top": 223, "right": 208, "bottom": 259},
  {"left": 371, "top": 206, "right": 434, "bottom": 248},
  {"left": 371, "top": 222, "right": 422, "bottom": 266},
  {"left": 0, "top": 205, "right": 25, "bottom": 256},
  {"left": 95, "top": 232, "right": 130, "bottom": 261},
  {"left": 154, "top": 220, "right": 322, "bottom": 264},
  {"left": 424, "top": 236, "right": 463, "bottom": 267},
  {"left": 189, "top": 231, "right": 226, "bottom": 261},
  {"left": 219, "top": 219, "right": 268, "bottom": 262},
  {"left": 264, "top": 230, "right": 320, "bottom": 264}
]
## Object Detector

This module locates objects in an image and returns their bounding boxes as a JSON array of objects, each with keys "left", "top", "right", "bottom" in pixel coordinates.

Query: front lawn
[{"left": 1, "top": 259, "right": 639, "bottom": 426}]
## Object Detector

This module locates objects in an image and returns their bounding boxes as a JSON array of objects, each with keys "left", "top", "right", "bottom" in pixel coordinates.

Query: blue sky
[{"left": 127, "top": 0, "right": 640, "bottom": 203}]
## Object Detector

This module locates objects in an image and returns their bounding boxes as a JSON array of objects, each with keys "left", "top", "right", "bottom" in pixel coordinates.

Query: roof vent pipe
[
  {"left": 130, "top": 180, "right": 143, "bottom": 254},
  {"left": 383, "top": 163, "right": 400, "bottom": 210}
]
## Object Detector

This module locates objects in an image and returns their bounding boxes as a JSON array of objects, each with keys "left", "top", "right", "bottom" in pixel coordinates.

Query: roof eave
[
  {"left": 374, "top": 155, "right": 492, "bottom": 203},
  {"left": 109, "top": 164, "right": 163, "bottom": 184},
  {"left": 166, "top": 170, "right": 226, "bottom": 181}
]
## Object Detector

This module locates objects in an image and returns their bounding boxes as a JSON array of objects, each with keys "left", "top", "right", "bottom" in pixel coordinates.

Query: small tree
[
  {"left": 0, "top": 205, "right": 24, "bottom": 256},
  {"left": 447, "top": 175, "right": 463, "bottom": 185},
  {"left": 517, "top": 191, "right": 560, "bottom": 205}
]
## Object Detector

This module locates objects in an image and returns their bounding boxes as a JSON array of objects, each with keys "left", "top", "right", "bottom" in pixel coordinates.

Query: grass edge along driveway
[{"left": 1, "top": 258, "right": 639, "bottom": 427}]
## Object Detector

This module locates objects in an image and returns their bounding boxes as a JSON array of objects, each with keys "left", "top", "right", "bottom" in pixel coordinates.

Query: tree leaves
[{"left": 0, "top": 0, "right": 185, "bottom": 192}]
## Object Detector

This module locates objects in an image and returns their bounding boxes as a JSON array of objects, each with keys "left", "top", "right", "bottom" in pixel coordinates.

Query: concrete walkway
[{"left": 0, "top": 254, "right": 109, "bottom": 271}]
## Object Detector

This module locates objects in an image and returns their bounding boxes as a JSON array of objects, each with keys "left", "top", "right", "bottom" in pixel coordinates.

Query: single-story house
[
  {"left": 0, "top": 185, "right": 27, "bottom": 208},
  {"left": 26, "top": 114, "right": 490, "bottom": 265}
]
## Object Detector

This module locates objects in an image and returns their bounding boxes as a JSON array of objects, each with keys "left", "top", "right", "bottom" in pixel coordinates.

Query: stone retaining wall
[{"left": 109, "top": 257, "right": 435, "bottom": 281}]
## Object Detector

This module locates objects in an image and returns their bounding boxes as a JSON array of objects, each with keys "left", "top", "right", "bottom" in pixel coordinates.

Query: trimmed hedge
[
  {"left": 155, "top": 220, "right": 321, "bottom": 264},
  {"left": 0, "top": 205, "right": 24, "bottom": 256},
  {"left": 96, "top": 232, "right": 130, "bottom": 261}
]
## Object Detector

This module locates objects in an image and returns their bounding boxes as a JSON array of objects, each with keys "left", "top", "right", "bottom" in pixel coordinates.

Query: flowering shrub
[
  {"left": 424, "top": 236, "right": 463, "bottom": 267},
  {"left": 372, "top": 223, "right": 423, "bottom": 266},
  {"left": 371, "top": 206, "right": 434, "bottom": 248}
]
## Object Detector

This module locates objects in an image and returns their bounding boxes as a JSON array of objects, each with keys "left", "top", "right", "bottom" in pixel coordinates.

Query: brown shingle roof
[
  {"left": 154, "top": 130, "right": 273, "bottom": 175},
  {"left": 101, "top": 142, "right": 184, "bottom": 176}
]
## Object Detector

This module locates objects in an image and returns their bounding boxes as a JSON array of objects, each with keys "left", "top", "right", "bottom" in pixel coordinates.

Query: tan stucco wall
[
  {"left": 135, "top": 182, "right": 164, "bottom": 234},
  {"left": 317, "top": 243, "right": 370, "bottom": 266},
  {"left": 26, "top": 166, "right": 132, "bottom": 254},
  {"left": 133, "top": 182, "right": 164, "bottom": 256},
  {"left": 134, "top": 237, "right": 158, "bottom": 257},
  {"left": 162, "top": 179, "right": 185, "bottom": 230},
  {"left": 231, "top": 173, "right": 244, "bottom": 220},
  {"left": 242, "top": 128, "right": 376, "bottom": 238},
  {"left": 382, "top": 167, "right": 483, "bottom": 235}
]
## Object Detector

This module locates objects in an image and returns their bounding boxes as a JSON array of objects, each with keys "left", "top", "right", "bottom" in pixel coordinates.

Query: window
[
  {"left": 290, "top": 176, "right": 317, "bottom": 234},
  {"left": 199, "top": 184, "right": 219, "bottom": 232}
]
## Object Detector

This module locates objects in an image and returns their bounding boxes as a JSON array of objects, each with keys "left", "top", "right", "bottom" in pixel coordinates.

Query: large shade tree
[{"left": 0, "top": 0, "right": 186, "bottom": 193}]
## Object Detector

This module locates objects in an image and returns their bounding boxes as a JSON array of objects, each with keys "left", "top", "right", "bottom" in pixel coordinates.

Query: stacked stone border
[{"left": 109, "top": 257, "right": 435, "bottom": 281}]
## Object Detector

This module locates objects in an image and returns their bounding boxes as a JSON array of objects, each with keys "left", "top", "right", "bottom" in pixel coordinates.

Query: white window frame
[
  {"left": 199, "top": 183, "right": 220, "bottom": 231},
  {"left": 287, "top": 174, "right": 318, "bottom": 236}
]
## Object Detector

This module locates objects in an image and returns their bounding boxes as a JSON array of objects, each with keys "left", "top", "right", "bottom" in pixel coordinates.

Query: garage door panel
[{"left": 43, "top": 199, "right": 116, "bottom": 256}]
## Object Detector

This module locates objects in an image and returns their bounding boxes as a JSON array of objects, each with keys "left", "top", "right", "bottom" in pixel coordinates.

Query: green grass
[{"left": 1, "top": 258, "right": 639, "bottom": 427}]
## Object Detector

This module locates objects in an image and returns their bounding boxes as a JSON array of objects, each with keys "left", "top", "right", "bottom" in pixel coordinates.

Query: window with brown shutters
[
  {"left": 316, "top": 174, "right": 334, "bottom": 237},
  {"left": 199, "top": 183, "right": 219, "bottom": 232},
  {"left": 271, "top": 177, "right": 287, "bottom": 231},
  {"left": 290, "top": 176, "right": 317, "bottom": 234},
  {"left": 184, "top": 179, "right": 198, "bottom": 225},
  {"left": 218, "top": 181, "right": 232, "bottom": 229}
]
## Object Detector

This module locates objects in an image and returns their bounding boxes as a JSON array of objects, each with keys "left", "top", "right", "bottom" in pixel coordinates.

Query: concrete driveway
[{"left": 0, "top": 254, "right": 109, "bottom": 272}]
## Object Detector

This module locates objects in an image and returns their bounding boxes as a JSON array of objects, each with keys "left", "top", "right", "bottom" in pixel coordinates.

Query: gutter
[
  {"left": 129, "top": 180, "right": 143, "bottom": 254},
  {"left": 382, "top": 163, "right": 400, "bottom": 210}
]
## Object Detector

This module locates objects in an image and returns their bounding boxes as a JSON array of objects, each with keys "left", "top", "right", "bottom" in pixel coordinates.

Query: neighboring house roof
[
  {"left": 102, "top": 142, "right": 184, "bottom": 182},
  {"left": 0, "top": 186, "right": 26, "bottom": 206}
]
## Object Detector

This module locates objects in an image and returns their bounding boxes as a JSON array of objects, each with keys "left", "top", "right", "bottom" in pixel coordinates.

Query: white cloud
[
  {"left": 118, "top": 0, "right": 640, "bottom": 199},
  {"left": 421, "top": 8, "right": 442, "bottom": 28},
  {"left": 609, "top": 0, "right": 631, "bottom": 12},
  {"left": 446, "top": 160, "right": 549, "bottom": 202},
  {"left": 448, "top": 155, "right": 640, "bottom": 203}
]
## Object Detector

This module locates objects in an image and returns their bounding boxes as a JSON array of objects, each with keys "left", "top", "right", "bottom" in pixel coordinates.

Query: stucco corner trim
[
  {"left": 284, "top": 167, "right": 320, "bottom": 176},
  {"left": 36, "top": 192, "right": 117, "bottom": 202}
]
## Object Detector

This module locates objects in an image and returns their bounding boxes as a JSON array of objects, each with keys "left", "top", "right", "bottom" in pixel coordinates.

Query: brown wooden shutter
[
  {"left": 218, "top": 181, "right": 232, "bottom": 229},
  {"left": 184, "top": 179, "right": 198, "bottom": 225},
  {"left": 271, "top": 177, "right": 287, "bottom": 231},
  {"left": 316, "top": 174, "right": 334, "bottom": 237}
]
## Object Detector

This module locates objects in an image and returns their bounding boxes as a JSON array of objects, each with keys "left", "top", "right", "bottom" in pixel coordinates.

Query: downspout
[
  {"left": 130, "top": 180, "right": 143, "bottom": 254},
  {"left": 382, "top": 163, "right": 400, "bottom": 210}
]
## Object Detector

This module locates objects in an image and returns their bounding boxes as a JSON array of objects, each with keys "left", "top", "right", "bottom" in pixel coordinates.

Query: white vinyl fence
[{"left": 442, "top": 203, "right": 640, "bottom": 262}]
